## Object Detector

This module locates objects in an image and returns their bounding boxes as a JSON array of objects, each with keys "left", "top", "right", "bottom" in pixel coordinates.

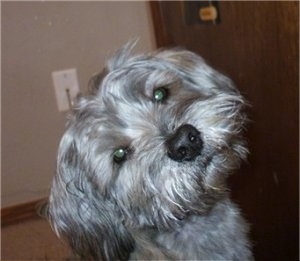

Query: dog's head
[{"left": 48, "top": 43, "right": 248, "bottom": 260}]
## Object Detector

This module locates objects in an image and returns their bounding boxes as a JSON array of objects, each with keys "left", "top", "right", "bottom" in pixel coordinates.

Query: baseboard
[{"left": 1, "top": 198, "right": 48, "bottom": 226}]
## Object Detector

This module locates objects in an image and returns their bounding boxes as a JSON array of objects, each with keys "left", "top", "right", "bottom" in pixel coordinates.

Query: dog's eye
[
  {"left": 113, "top": 148, "right": 128, "bottom": 163},
  {"left": 153, "top": 87, "right": 169, "bottom": 102}
]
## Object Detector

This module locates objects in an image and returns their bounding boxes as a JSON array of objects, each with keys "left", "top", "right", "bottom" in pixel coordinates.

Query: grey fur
[{"left": 48, "top": 43, "right": 253, "bottom": 260}]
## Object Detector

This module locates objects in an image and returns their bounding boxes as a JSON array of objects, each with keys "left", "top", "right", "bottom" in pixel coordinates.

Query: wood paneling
[{"left": 150, "top": 2, "right": 299, "bottom": 260}]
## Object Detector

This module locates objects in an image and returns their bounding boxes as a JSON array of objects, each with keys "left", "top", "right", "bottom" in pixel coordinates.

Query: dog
[{"left": 48, "top": 43, "right": 253, "bottom": 260}]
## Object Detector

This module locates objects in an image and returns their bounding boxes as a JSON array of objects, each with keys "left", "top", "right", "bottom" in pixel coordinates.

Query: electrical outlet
[{"left": 52, "top": 68, "right": 80, "bottom": 112}]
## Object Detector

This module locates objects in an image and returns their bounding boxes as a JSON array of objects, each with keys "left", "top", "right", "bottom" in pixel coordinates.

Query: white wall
[{"left": 2, "top": 1, "right": 155, "bottom": 207}]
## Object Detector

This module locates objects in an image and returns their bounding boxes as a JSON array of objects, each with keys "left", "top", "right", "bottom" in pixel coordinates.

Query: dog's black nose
[{"left": 166, "top": 124, "right": 203, "bottom": 162}]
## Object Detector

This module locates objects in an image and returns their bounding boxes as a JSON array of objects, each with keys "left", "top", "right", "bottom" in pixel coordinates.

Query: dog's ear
[
  {"left": 87, "top": 68, "right": 108, "bottom": 95},
  {"left": 48, "top": 140, "right": 135, "bottom": 261},
  {"left": 86, "top": 40, "right": 138, "bottom": 96}
]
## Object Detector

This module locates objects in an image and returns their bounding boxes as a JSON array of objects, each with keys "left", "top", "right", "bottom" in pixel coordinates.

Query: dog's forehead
[
  {"left": 100, "top": 57, "right": 178, "bottom": 99},
  {"left": 104, "top": 96, "right": 164, "bottom": 142},
  {"left": 73, "top": 97, "right": 162, "bottom": 145},
  {"left": 98, "top": 49, "right": 230, "bottom": 102}
]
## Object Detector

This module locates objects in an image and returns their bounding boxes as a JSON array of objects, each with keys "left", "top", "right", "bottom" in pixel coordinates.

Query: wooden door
[{"left": 150, "top": 2, "right": 299, "bottom": 260}]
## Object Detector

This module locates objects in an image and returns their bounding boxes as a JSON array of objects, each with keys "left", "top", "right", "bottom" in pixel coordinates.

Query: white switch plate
[{"left": 52, "top": 68, "right": 80, "bottom": 111}]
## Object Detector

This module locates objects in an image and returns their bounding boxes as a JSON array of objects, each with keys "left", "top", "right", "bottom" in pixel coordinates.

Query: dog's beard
[{"left": 74, "top": 91, "right": 248, "bottom": 230}]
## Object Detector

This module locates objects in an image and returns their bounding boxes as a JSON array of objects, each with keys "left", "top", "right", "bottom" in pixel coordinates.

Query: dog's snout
[{"left": 166, "top": 124, "right": 203, "bottom": 162}]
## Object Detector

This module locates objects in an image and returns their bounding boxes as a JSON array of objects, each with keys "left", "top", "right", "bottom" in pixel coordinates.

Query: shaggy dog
[{"left": 48, "top": 43, "right": 253, "bottom": 260}]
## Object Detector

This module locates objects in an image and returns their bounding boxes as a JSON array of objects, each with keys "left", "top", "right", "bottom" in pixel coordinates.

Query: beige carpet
[{"left": 2, "top": 217, "right": 73, "bottom": 260}]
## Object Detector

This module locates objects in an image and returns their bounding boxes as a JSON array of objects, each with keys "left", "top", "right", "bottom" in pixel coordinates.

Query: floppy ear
[
  {"left": 48, "top": 139, "right": 135, "bottom": 261},
  {"left": 87, "top": 68, "right": 108, "bottom": 95},
  {"left": 86, "top": 40, "right": 138, "bottom": 96}
]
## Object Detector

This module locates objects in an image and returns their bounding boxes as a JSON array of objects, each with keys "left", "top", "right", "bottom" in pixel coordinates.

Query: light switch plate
[{"left": 52, "top": 68, "right": 80, "bottom": 112}]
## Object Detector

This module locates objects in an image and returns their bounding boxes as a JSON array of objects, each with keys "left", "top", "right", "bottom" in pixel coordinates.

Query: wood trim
[
  {"left": 149, "top": 1, "right": 170, "bottom": 47},
  {"left": 1, "top": 198, "right": 48, "bottom": 226}
]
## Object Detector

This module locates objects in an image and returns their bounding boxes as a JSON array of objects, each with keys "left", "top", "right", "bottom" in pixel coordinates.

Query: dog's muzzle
[{"left": 166, "top": 124, "right": 203, "bottom": 162}]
